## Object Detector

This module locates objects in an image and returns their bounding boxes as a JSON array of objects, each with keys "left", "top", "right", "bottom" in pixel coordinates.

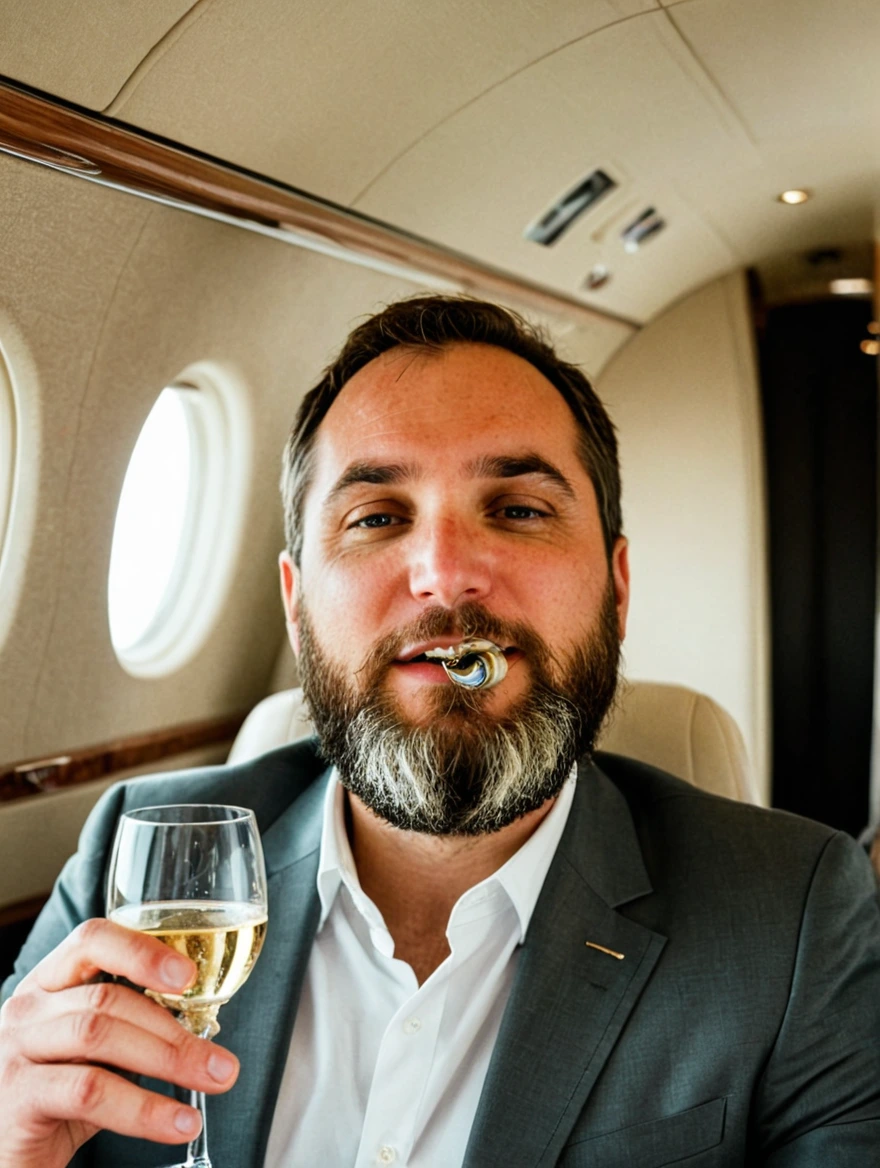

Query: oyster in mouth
[{"left": 423, "top": 639, "right": 509, "bottom": 689}]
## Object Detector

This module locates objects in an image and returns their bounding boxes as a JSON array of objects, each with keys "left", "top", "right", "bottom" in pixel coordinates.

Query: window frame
[{"left": 109, "top": 361, "right": 251, "bottom": 678}]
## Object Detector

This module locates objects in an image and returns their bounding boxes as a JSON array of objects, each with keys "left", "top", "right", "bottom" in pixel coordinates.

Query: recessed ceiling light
[
  {"left": 777, "top": 189, "right": 811, "bottom": 205},
  {"left": 860, "top": 339, "right": 880, "bottom": 356},
  {"left": 830, "top": 278, "right": 874, "bottom": 295},
  {"left": 867, "top": 321, "right": 880, "bottom": 335}
]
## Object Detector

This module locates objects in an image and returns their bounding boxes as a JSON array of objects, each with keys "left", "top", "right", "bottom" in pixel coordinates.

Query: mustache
[{"left": 355, "top": 602, "right": 561, "bottom": 680}]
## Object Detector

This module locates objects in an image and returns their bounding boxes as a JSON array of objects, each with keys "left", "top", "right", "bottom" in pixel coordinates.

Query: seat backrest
[
  {"left": 228, "top": 679, "right": 758, "bottom": 804},
  {"left": 598, "top": 681, "right": 757, "bottom": 802}
]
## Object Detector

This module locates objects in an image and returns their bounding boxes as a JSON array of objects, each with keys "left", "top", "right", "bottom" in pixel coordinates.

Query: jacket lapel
[
  {"left": 209, "top": 765, "right": 329, "bottom": 1167},
  {"left": 464, "top": 758, "right": 666, "bottom": 1168}
]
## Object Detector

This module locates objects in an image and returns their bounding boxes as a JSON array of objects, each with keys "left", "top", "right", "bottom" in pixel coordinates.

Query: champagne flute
[{"left": 106, "top": 804, "right": 268, "bottom": 1168}]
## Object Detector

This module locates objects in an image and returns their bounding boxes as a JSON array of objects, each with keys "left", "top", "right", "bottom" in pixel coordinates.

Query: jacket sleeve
[
  {"left": 757, "top": 830, "right": 880, "bottom": 1163},
  {"left": 1, "top": 780, "right": 126, "bottom": 1003},
  {"left": 1, "top": 783, "right": 132, "bottom": 1168}
]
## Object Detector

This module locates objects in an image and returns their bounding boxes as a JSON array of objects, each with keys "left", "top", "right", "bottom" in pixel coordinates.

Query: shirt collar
[
  {"left": 315, "top": 765, "right": 578, "bottom": 937},
  {"left": 316, "top": 772, "right": 359, "bottom": 929},
  {"left": 488, "top": 767, "right": 576, "bottom": 940}
]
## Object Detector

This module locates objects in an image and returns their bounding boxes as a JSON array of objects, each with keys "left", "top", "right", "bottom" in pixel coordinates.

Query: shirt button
[
  {"left": 377, "top": 1147, "right": 396, "bottom": 1164},
  {"left": 403, "top": 1016, "right": 422, "bottom": 1035}
]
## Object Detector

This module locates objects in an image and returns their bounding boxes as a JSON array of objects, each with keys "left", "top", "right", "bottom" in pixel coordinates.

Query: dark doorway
[{"left": 760, "top": 299, "right": 877, "bottom": 836}]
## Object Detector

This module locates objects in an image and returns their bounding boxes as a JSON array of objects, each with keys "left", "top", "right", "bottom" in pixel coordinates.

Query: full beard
[{"left": 297, "top": 587, "right": 621, "bottom": 836}]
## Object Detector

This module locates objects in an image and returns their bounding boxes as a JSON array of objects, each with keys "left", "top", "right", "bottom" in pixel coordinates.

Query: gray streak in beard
[{"left": 337, "top": 688, "right": 579, "bottom": 834}]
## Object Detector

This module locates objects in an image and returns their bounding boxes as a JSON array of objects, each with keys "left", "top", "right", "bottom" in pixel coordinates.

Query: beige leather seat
[{"left": 228, "top": 680, "right": 758, "bottom": 804}]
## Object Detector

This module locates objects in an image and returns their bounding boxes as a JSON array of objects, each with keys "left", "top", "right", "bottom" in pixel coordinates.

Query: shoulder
[
  {"left": 595, "top": 748, "right": 837, "bottom": 845},
  {"left": 0, "top": 738, "right": 329, "bottom": 1003},
  {"left": 90, "top": 736, "right": 327, "bottom": 834},
  {"left": 592, "top": 750, "right": 871, "bottom": 902},
  {"left": 69, "top": 736, "right": 329, "bottom": 893}
]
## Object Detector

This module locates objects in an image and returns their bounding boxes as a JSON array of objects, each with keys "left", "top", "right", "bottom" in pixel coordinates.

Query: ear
[
  {"left": 278, "top": 550, "right": 301, "bottom": 656},
  {"left": 610, "top": 536, "right": 630, "bottom": 640}
]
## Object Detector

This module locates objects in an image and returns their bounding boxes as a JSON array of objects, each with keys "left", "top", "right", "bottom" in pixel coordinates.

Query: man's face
[{"left": 280, "top": 341, "right": 630, "bottom": 832}]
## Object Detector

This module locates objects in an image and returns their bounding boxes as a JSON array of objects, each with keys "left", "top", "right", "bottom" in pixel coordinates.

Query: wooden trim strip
[
  {"left": 0, "top": 713, "right": 247, "bottom": 805},
  {"left": 0, "top": 77, "right": 638, "bottom": 331},
  {"left": 0, "top": 894, "right": 48, "bottom": 929}
]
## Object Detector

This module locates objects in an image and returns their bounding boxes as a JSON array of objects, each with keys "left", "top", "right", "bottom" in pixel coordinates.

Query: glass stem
[
  {"left": 184, "top": 1088, "right": 211, "bottom": 1168},
  {"left": 179, "top": 1020, "right": 216, "bottom": 1168}
]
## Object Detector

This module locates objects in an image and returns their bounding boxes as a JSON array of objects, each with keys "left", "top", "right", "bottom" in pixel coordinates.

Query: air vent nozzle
[
  {"left": 526, "top": 169, "right": 617, "bottom": 246},
  {"left": 621, "top": 207, "right": 665, "bottom": 252}
]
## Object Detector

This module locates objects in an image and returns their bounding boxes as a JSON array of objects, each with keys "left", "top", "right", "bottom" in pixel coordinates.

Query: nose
[{"left": 407, "top": 515, "right": 493, "bottom": 608}]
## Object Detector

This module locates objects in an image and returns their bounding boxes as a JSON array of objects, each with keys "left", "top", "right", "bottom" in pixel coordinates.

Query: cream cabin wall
[
  {"left": 0, "top": 153, "right": 427, "bottom": 768},
  {"left": 594, "top": 272, "right": 770, "bottom": 802}
]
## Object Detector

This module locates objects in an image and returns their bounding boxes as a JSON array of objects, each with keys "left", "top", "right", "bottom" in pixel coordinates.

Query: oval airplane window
[
  {"left": 0, "top": 324, "right": 40, "bottom": 656},
  {"left": 0, "top": 347, "right": 14, "bottom": 567},
  {"left": 108, "top": 364, "right": 250, "bottom": 677}
]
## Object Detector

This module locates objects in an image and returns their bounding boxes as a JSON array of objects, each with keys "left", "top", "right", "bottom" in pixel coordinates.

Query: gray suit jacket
[{"left": 4, "top": 741, "right": 880, "bottom": 1166}]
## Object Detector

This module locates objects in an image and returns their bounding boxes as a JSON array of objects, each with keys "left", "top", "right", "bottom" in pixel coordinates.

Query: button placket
[{"left": 355, "top": 962, "right": 452, "bottom": 1165}]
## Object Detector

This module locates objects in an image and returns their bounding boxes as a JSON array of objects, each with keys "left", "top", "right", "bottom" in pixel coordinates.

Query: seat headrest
[{"left": 227, "top": 680, "right": 757, "bottom": 804}]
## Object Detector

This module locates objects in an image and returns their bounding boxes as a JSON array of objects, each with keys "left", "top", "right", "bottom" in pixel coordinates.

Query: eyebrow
[
  {"left": 324, "top": 451, "right": 576, "bottom": 508},
  {"left": 464, "top": 453, "right": 577, "bottom": 500},
  {"left": 323, "top": 461, "right": 417, "bottom": 508}
]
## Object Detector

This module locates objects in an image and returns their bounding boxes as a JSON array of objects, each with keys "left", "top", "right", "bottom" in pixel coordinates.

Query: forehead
[{"left": 313, "top": 342, "right": 582, "bottom": 470}]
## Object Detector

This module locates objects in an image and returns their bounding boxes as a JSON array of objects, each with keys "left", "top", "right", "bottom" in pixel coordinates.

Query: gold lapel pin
[{"left": 585, "top": 940, "right": 625, "bottom": 960}]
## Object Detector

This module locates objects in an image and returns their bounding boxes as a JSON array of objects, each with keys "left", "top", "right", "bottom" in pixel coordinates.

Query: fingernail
[
  {"left": 162, "top": 953, "right": 194, "bottom": 988},
  {"left": 208, "top": 1050, "right": 237, "bottom": 1082},
  {"left": 174, "top": 1107, "right": 201, "bottom": 1135}
]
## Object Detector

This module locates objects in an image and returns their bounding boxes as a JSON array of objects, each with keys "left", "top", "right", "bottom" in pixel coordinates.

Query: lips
[{"left": 395, "top": 640, "right": 517, "bottom": 664}]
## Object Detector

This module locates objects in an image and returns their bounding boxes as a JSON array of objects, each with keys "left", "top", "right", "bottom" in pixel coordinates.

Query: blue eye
[
  {"left": 353, "top": 513, "right": 398, "bottom": 528},
  {"left": 499, "top": 505, "right": 544, "bottom": 520}
]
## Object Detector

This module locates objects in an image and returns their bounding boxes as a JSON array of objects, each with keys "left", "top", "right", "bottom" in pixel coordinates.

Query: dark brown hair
[{"left": 281, "top": 295, "right": 622, "bottom": 562}]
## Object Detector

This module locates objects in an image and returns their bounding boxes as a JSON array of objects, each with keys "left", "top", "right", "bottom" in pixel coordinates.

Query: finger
[
  {"left": 6, "top": 985, "right": 239, "bottom": 1096},
  {"left": 15, "top": 1060, "right": 205, "bottom": 1146},
  {"left": 17, "top": 918, "right": 196, "bottom": 997},
  {"left": 8, "top": 979, "right": 197, "bottom": 1048}
]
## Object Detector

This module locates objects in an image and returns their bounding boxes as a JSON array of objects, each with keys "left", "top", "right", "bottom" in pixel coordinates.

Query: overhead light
[
  {"left": 583, "top": 263, "right": 611, "bottom": 291},
  {"left": 867, "top": 321, "right": 880, "bottom": 335},
  {"left": 777, "top": 189, "right": 811, "bottom": 205},
  {"left": 830, "top": 278, "right": 874, "bottom": 295},
  {"left": 860, "top": 339, "right": 880, "bottom": 356}
]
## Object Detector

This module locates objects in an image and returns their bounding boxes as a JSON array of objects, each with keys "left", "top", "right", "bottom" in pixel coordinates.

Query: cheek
[
  {"left": 515, "top": 556, "right": 606, "bottom": 623},
  {"left": 301, "top": 554, "right": 396, "bottom": 642}
]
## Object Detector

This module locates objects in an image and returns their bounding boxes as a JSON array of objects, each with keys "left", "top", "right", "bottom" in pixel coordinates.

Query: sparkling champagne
[{"left": 112, "top": 900, "right": 267, "bottom": 1033}]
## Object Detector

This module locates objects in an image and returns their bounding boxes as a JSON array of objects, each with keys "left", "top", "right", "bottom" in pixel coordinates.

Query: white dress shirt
[{"left": 264, "top": 768, "right": 576, "bottom": 1168}]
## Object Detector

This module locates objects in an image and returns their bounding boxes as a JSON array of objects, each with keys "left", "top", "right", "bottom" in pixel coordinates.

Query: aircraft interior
[{"left": 0, "top": 0, "right": 878, "bottom": 985}]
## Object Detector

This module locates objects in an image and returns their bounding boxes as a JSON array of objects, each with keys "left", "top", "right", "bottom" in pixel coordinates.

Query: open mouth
[{"left": 396, "top": 646, "right": 520, "bottom": 665}]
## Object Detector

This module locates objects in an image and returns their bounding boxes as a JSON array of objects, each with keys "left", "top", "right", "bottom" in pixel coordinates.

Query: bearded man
[{"left": 2, "top": 297, "right": 879, "bottom": 1168}]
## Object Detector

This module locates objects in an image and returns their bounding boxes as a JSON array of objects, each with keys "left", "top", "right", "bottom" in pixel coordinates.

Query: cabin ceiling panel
[
  {"left": 0, "top": 0, "right": 200, "bottom": 110},
  {"left": 669, "top": 0, "right": 880, "bottom": 145},
  {"left": 106, "top": 0, "right": 661, "bottom": 207},
  {"left": 674, "top": 152, "right": 876, "bottom": 270},
  {"left": 608, "top": 0, "right": 662, "bottom": 12},
  {"left": 354, "top": 13, "right": 743, "bottom": 321}
]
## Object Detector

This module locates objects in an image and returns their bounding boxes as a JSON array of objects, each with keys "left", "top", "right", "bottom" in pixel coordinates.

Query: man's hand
[{"left": 0, "top": 918, "right": 240, "bottom": 1168}]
